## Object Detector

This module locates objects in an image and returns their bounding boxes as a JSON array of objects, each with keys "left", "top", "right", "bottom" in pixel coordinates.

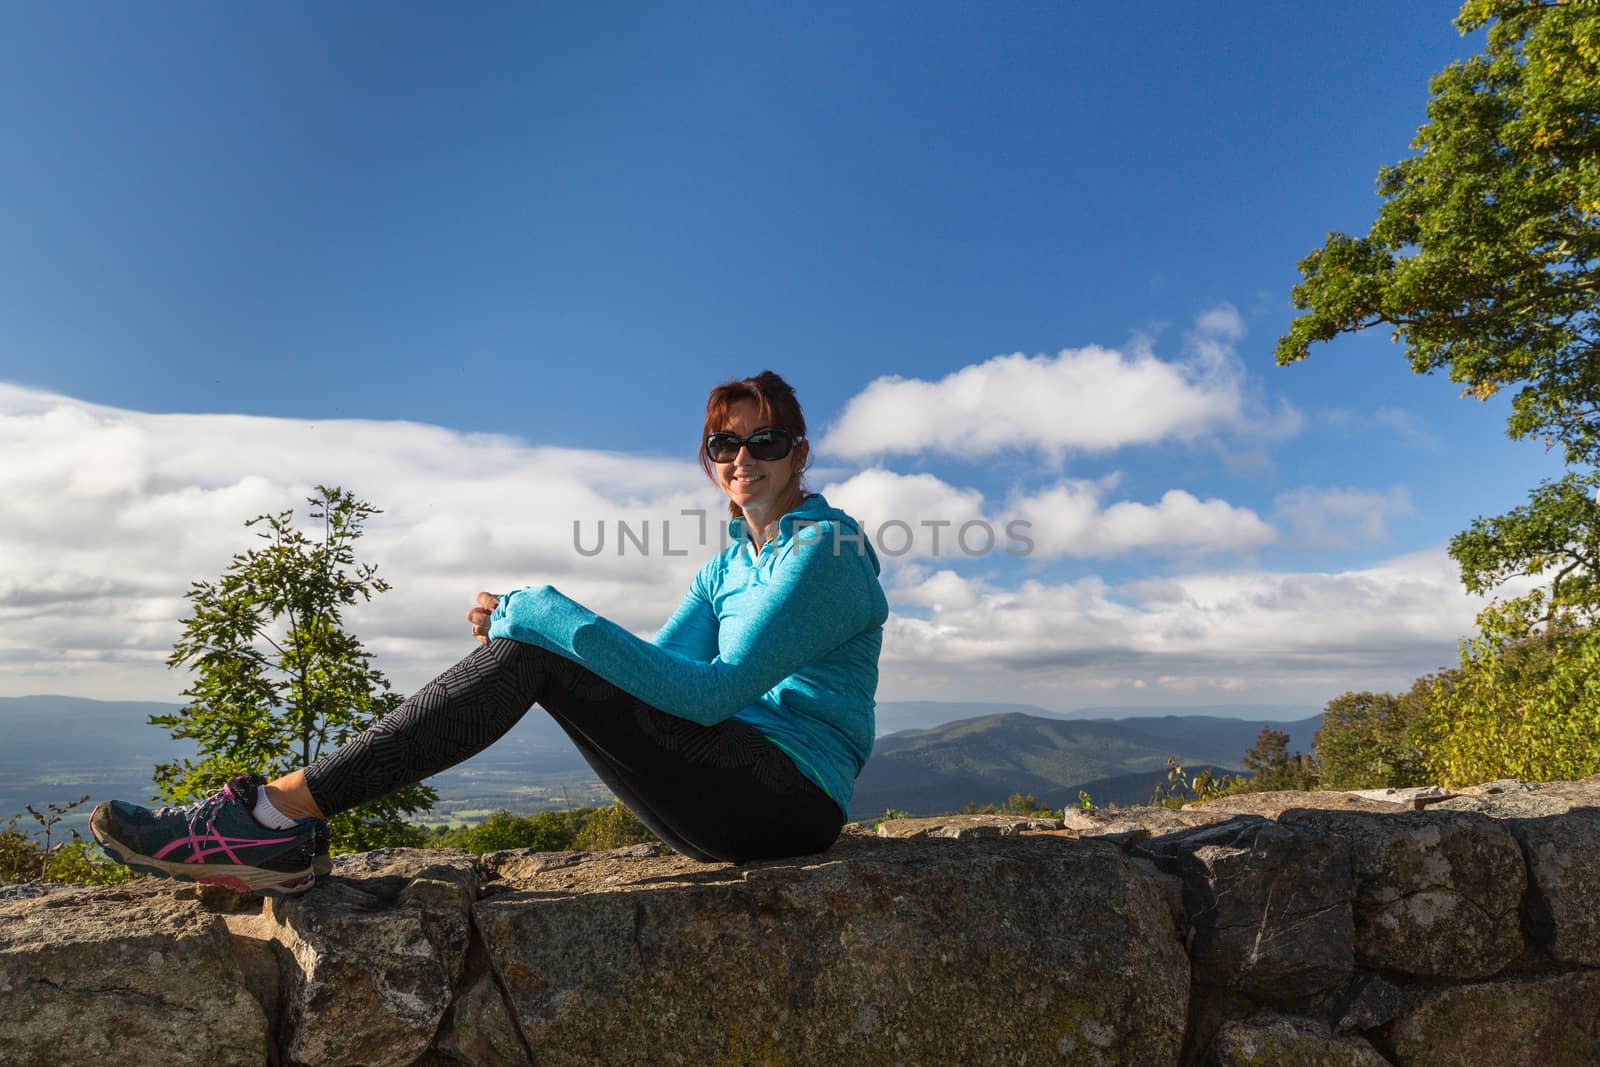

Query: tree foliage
[
  {"left": 1314, "top": 682, "right": 1440, "bottom": 790},
  {"left": 571, "top": 801, "right": 655, "bottom": 851},
  {"left": 1239, "top": 728, "right": 1320, "bottom": 792},
  {"left": 1149, "top": 759, "right": 1250, "bottom": 806},
  {"left": 152, "top": 486, "right": 435, "bottom": 850},
  {"left": 424, "top": 804, "right": 657, "bottom": 854},
  {"left": 1426, "top": 593, "right": 1600, "bottom": 784},
  {"left": 1313, "top": 608, "right": 1600, "bottom": 789},
  {"left": 1278, "top": 0, "right": 1600, "bottom": 466},
  {"left": 1449, "top": 470, "right": 1600, "bottom": 612}
]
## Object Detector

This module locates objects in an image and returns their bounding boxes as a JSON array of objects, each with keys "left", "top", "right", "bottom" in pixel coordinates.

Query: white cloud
[
  {"left": 816, "top": 468, "right": 994, "bottom": 559},
  {"left": 1374, "top": 409, "right": 1440, "bottom": 449},
  {"left": 820, "top": 468, "right": 1273, "bottom": 560},
  {"left": 821, "top": 304, "right": 1294, "bottom": 460},
  {"left": 877, "top": 548, "right": 1486, "bottom": 705},
  {"left": 1010, "top": 480, "right": 1275, "bottom": 558},
  {"left": 1273, "top": 486, "right": 1414, "bottom": 548},
  {"left": 1326, "top": 408, "right": 1442, "bottom": 450},
  {"left": 1194, "top": 303, "right": 1245, "bottom": 342},
  {"left": 0, "top": 384, "right": 720, "bottom": 699},
  {"left": 820, "top": 468, "right": 988, "bottom": 532}
]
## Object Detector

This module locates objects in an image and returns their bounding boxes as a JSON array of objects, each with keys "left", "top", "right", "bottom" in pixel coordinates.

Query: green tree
[
  {"left": 1000, "top": 793, "right": 1056, "bottom": 815},
  {"left": 1279, "top": 1, "right": 1600, "bottom": 608},
  {"left": 1149, "top": 759, "right": 1249, "bottom": 806},
  {"left": 1314, "top": 685, "right": 1437, "bottom": 790},
  {"left": 1278, "top": 0, "right": 1600, "bottom": 467},
  {"left": 1240, "top": 727, "right": 1319, "bottom": 792},
  {"left": 1279, "top": 0, "right": 1600, "bottom": 786},
  {"left": 151, "top": 486, "right": 434, "bottom": 851},
  {"left": 2, "top": 797, "right": 139, "bottom": 886}
]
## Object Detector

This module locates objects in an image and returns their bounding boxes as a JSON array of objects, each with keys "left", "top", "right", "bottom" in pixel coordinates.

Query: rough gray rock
[
  {"left": 1383, "top": 970, "right": 1600, "bottom": 1066},
  {"left": 1427, "top": 777, "right": 1600, "bottom": 966},
  {"left": 1056, "top": 792, "right": 1407, "bottom": 849},
  {"left": 434, "top": 968, "right": 532, "bottom": 1067},
  {"left": 8, "top": 774, "right": 1600, "bottom": 1066},
  {"left": 0, "top": 882, "right": 78, "bottom": 906},
  {"left": 1344, "top": 786, "right": 1458, "bottom": 810},
  {"left": 1208, "top": 1014, "right": 1393, "bottom": 1067},
  {"left": 1431, "top": 775, "right": 1600, "bottom": 819},
  {"left": 0, "top": 885, "right": 267, "bottom": 1067},
  {"left": 476, "top": 834, "right": 1189, "bottom": 1067},
  {"left": 1335, "top": 973, "right": 1409, "bottom": 1032},
  {"left": 1060, "top": 804, "right": 1240, "bottom": 844},
  {"left": 1136, "top": 817, "right": 1355, "bottom": 1003},
  {"left": 264, "top": 849, "right": 477, "bottom": 1067},
  {"left": 1279, "top": 809, "right": 1525, "bottom": 979},
  {"left": 875, "top": 813, "right": 1063, "bottom": 838},
  {"left": 1507, "top": 808, "right": 1600, "bottom": 966},
  {"left": 1194, "top": 791, "right": 1409, "bottom": 818}
]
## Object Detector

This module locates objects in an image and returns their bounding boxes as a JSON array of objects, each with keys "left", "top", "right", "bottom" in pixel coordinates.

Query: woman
[{"left": 91, "top": 371, "right": 889, "bottom": 893}]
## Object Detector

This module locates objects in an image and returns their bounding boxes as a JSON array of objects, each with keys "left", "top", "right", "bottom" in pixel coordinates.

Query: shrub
[
  {"left": 572, "top": 801, "right": 656, "bottom": 851},
  {"left": 1, "top": 798, "right": 140, "bottom": 887},
  {"left": 423, "top": 804, "right": 657, "bottom": 854},
  {"left": 1427, "top": 595, "right": 1600, "bottom": 785}
]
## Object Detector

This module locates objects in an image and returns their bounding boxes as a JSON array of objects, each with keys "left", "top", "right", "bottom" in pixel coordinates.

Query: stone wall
[{"left": 2, "top": 775, "right": 1597, "bottom": 1066}]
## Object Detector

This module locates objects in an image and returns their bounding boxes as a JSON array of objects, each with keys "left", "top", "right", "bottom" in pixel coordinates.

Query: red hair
[{"left": 701, "top": 371, "right": 810, "bottom": 518}]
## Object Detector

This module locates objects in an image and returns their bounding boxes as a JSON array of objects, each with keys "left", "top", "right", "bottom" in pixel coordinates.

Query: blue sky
[{"left": 0, "top": 2, "right": 1568, "bottom": 717}]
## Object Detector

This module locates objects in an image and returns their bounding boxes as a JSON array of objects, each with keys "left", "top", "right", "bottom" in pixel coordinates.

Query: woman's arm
[
  {"left": 489, "top": 522, "right": 884, "bottom": 724},
  {"left": 648, "top": 564, "right": 721, "bottom": 662}
]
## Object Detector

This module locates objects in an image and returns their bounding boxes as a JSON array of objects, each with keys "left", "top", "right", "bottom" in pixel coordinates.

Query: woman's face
[{"left": 712, "top": 398, "right": 806, "bottom": 516}]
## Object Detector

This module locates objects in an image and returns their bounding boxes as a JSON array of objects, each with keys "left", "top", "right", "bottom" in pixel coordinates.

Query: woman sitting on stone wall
[{"left": 91, "top": 370, "right": 889, "bottom": 894}]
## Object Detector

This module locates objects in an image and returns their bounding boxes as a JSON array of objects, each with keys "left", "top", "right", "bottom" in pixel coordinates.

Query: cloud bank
[
  {"left": 879, "top": 548, "right": 1485, "bottom": 703},
  {"left": 1, "top": 376, "right": 1475, "bottom": 712},
  {"left": 0, "top": 383, "right": 715, "bottom": 698}
]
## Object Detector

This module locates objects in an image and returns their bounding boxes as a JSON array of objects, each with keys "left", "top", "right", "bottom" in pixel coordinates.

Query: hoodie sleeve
[
  {"left": 648, "top": 561, "right": 721, "bottom": 662},
  {"left": 488, "top": 520, "right": 884, "bottom": 725}
]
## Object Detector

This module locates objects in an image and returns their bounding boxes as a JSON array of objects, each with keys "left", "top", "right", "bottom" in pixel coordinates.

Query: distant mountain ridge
[
  {"left": 1064, "top": 702, "right": 1321, "bottom": 721},
  {"left": 0, "top": 695, "right": 1322, "bottom": 824},
  {"left": 851, "top": 709, "right": 1322, "bottom": 818},
  {"left": 872, "top": 699, "right": 1318, "bottom": 735}
]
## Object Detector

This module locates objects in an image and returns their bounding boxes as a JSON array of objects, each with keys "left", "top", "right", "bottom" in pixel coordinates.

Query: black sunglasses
[{"left": 705, "top": 429, "right": 803, "bottom": 463}]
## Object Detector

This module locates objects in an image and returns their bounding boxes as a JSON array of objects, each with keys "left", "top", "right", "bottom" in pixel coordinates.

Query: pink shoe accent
[
  {"left": 198, "top": 874, "right": 254, "bottom": 893},
  {"left": 151, "top": 828, "right": 300, "bottom": 863}
]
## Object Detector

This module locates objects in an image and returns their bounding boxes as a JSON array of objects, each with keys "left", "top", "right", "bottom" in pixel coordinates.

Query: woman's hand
[{"left": 467, "top": 592, "right": 499, "bottom": 645}]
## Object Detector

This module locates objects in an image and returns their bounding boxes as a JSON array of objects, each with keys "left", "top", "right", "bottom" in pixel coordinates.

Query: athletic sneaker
[
  {"left": 90, "top": 774, "right": 324, "bottom": 895},
  {"left": 311, "top": 821, "right": 334, "bottom": 877}
]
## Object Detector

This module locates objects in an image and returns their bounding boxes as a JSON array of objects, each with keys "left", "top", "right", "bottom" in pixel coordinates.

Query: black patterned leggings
[{"left": 301, "top": 639, "right": 844, "bottom": 863}]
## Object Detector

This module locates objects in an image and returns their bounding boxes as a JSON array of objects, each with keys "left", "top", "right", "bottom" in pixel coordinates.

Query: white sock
[{"left": 252, "top": 789, "right": 300, "bottom": 830}]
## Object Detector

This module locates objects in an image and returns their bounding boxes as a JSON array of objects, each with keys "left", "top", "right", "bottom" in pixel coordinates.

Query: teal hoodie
[{"left": 488, "top": 493, "right": 888, "bottom": 814}]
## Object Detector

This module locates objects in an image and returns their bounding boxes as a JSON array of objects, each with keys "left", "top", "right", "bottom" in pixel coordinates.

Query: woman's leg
[
  {"left": 299, "top": 638, "right": 549, "bottom": 817},
  {"left": 534, "top": 671, "right": 844, "bottom": 864},
  {"left": 299, "top": 638, "right": 842, "bottom": 863}
]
